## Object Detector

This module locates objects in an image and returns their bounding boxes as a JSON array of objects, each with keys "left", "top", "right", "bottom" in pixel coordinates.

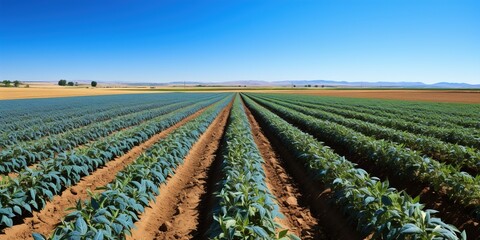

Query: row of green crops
[
  {"left": 265, "top": 94, "right": 479, "bottom": 130},
  {"left": 315, "top": 98, "right": 479, "bottom": 131},
  {"left": 0, "top": 95, "right": 195, "bottom": 143},
  {"left": 245, "top": 94, "right": 480, "bottom": 219},
  {"left": 0, "top": 99, "right": 181, "bottom": 147},
  {"left": 0, "top": 95, "right": 217, "bottom": 174},
  {"left": 0, "top": 96, "right": 227, "bottom": 229},
  {"left": 256, "top": 94, "right": 480, "bottom": 149},
  {"left": 0, "top": 93, "right": 195, "bottom": 136},
  {"left": 207, "top": 96, "right": 295, "bottom": 240},
  {"left": 1, "top": 97, "right": 114, "bottom": 128},
  {"left": 253, "top": 95, "right": 480, "bottom": 173},
  {"left": 242, "top": 95, "right": 466, "bottom": 240},
  {"left": 285, "top": 93, "right": 480, "bottom": 122},
  {"left": 33, "top": 95, "right": 232, "bottom": 240}
]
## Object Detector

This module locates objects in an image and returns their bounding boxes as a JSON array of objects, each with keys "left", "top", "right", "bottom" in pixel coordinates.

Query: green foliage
[
  {"left": 243, "top": 95, "right": 466, "bottom": 240},
  {"left": 58, "top": 79, "right": 67, "bottom": 86},
  {"left": 35, "top": 96, "right": 232, "bottom": 240},
  {"left": 0, "top": 100, "right": 205, "bottom": 173},
  {"left": 257, "top": 95, "right": 480, "bottom": 173},
  {"left": 0, "top": 95, "right": 228, "bottom": 230},
  {"left": 91, "top": 81, "right": 97, "bottom": 87},
  {"left": 208, "top": 96, "right": 295, "bottom": 240},
  {"left": 247, "top": 94, "right": 480, "bottom": 216},
  {"left": 2, "top": 80, "right": 11, "bottom": 87},
  {"left": 259, "top": 93, "right": 480, "bottom": 148}
]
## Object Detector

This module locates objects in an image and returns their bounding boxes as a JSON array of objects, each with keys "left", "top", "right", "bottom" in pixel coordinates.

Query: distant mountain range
[
  {"left": 126, "top": 80, "right": 480, "bottom": 88},
  {"left": 28, "top": 79, "right": 479, "bottom": 88}
]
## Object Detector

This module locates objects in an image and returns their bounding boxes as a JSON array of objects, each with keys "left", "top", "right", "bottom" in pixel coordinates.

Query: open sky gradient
[{"left": 1, "top": 0, "right": 479, "bottom": 84}]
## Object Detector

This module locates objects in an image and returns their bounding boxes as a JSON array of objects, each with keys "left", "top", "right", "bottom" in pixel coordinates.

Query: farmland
[{"left": 0, "top": 92, "right": 479, "bottom": 240}]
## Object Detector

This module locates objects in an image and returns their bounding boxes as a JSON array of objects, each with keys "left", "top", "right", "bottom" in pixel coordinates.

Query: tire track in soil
[
  {"left": 242, "top": 97, "right": 364, "bottom": 240},
  {"left": 0, "top": 105, "right": 213, "bottom": 240},
  {"left": 243, "top": 100, "right": 326, "bottom": 239},
  {"left": 127, "top": 100, "right": 232, "bottom": 240}
]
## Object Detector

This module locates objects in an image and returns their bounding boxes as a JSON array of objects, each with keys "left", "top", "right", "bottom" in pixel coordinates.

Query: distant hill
[
  {"left": 269, "top": 80, "right": 480, "bottom": 88},
  {"left": 154, "top": 80, "right": 480, "bottom": 88},
  {"left": 25, "top": 79, "right": 480, "bottom": 88}
]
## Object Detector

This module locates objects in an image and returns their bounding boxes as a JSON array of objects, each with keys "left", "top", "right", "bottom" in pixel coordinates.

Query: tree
[
  {"left": 13, "top": 80, "right": 21, "bottom": 87},
  {"left": 74, "top": 82, "right": 78, "bottom": 86},
  {"left": 2, "top": 80, "right": 11, "bottom": 87},
  {"left": 58, "top": 79, "right": 67, "bottom": 86},
  {"left": 91, "top": 81, "right": 97, "bottom": 87},
  {"left": 67, "top": 81, "right": 74, "bottom": 86}
]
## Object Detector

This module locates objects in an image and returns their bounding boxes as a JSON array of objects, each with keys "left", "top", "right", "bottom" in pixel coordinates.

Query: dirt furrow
[
  {"left": 4, "top": 107, "right": 176, "bottom": 179},
  {"left": 1, "top": 106, "right": 210, "bottom": 240},
  {"left": 257, "top": 99, "right": 480, "bottom": 237},
  {"left": 128, "top": 100, "right": 232, "bottom": 240},
  {"left": 242, "top": 99, "right": 363, "bottom": 239},
  {"left": 243, "top": 101, "right": 326, "bottom": 238}
]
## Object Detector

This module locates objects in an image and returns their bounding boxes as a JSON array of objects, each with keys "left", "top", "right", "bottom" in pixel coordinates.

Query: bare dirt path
[
  {"left": 243, "top": 101, "right": 326, "bottom": 239},
  {"left": 242, "top": 98, "right": 364, "bottom": 239},
  {"left": 0, "top": 106, "right": 211, "bottom": 240},
  {"left": 127, "top": 100, "right": 232, "bottom": 240}
]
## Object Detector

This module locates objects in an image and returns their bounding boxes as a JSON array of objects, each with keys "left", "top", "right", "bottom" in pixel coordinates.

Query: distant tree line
[
  {"left": 58, "top": 79, "right": 77, "bottom": 86},
  {"left": 58, "top": 80, "right": 98, "bottom": 87},
  {"left": 293, "top": 84, "right": 325, "bottom": 88},
  {"left": 2, "top": 80, "right": 21, "bottom": 87}
]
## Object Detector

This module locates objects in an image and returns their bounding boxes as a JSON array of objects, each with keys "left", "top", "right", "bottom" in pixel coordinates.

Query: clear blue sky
[{"left": 1, "top": 0, "right": 479, "bottom": 84}]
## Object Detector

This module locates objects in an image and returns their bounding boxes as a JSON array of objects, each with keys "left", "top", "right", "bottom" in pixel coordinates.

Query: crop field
[{"left": 0, "top": 92, "right": 479, "bottom": 240}]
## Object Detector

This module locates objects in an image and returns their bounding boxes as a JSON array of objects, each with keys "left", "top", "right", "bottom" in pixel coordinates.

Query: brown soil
[
  {"left": 351, "top": 157, "right": 480, "bottom": 238},
  {"left": 264, "top": 99, "right": 480, "bottom": 238},
  {"left": 242, "top": 99, "right": 364, "bottom": 239},
  {"left": 127, "top": 100, "right": 232, "bottom": 240},
  {"left": 244, "top": 101, "right": 326, "bottom": 238},
  {"left": 5, "top": 123, "right": 136, "bottom": 180},
  {"left": 271, "top": 90, "right": 480, "bottom": 104},
  {"left": 0, "top": 106, "right": 210, "bottom": 239},
  {"left": 4, "top": 87, "right": 479, "bottom": 104},
  {"left": 2, "top": 104, "right": 178, "bottom": 179}
]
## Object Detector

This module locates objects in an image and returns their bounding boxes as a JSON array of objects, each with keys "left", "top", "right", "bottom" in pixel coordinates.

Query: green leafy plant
[
  {"left": 243, "top": 94, "right": 466, "bottom": 240},
  {"left": 33, "top": 96, "right": 232, "bottom": 240},
  {"left": 0, "top": 95, "right": 228, "bottom": 230},
  {"left": 208, "top": 96, "right": 295, "bottom": 240}
]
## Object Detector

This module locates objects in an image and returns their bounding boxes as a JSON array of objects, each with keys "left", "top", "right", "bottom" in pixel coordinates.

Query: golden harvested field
[
  {"left": 1, "top": 86, "right": 479, "bottom": 104},
  {"left": 0, "top": 87, "right": 159, "bottom": 100}
]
